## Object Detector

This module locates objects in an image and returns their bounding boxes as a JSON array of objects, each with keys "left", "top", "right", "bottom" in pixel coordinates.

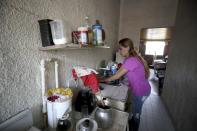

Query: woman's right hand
[{"left": 98, "top": 77, "right": 106, "bottom": 82}]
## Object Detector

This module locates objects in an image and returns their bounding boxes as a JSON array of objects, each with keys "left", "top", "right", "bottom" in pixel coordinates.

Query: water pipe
[{"left": 55, "top": 61, "right": 59, "bottom": 88}]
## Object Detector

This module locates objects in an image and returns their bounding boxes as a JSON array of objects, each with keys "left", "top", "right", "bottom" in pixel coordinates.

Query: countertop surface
[
  {"left": 45, "top": 104, "right": 129, "bottom": 131},
  {"left": 45, "top": 84, "right": 129, "bottom": 131},
  {"left": 99, "top": 83, "right": 129, "bottom": 102},
  {"left": 72, "top": 108, "right": 129, "bottom": 131}
]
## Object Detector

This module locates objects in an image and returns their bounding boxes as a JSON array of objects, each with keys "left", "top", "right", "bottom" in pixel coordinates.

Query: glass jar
[{"left": 78, "top": 27, "right": 88, "bottom": 46}]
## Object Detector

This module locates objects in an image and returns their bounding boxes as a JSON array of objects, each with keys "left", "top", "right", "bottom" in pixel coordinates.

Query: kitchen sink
[
  {"left": 95, "top": 93, "right": 127, "bottom": 111},
  {"left": 96, "top": 83, "right": 128, "bottom": 111}
]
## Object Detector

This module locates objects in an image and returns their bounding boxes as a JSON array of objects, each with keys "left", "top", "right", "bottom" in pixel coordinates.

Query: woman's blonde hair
[{"left": 119, "top": 38, "right": 150, "bottom": 79}]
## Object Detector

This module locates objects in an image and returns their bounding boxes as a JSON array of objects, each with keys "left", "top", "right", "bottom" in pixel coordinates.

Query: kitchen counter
[
  {"left": 45, "top": 84, "right": 129, "bottom": 131},
  {"left": 45, "top": 108, "right": 129, "bottom": 131},
  {"left": 73, "top": 107, "right": 129, "bottom": 131},
  {"left": 99, "top": 83, "right": 128, "bottom": 101},
  {"left": 96, "top": 83, "right": 129, "bottom": 111}
]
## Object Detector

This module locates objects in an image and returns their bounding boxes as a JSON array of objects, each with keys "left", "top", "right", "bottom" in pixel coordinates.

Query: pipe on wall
[{"left": 40, "top": 58, "right": 59, "bottom": 113}]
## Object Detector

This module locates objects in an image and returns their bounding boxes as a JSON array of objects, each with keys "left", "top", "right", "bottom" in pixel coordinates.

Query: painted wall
[
  {"left": 0, "top": 0, "right": 120, "bottom": 129},
  {"left": 119, "top": 0, "right": 178, "bottom": 48},
  {"left": 162, "top": 0, "right": 197, "bottom": 130}
]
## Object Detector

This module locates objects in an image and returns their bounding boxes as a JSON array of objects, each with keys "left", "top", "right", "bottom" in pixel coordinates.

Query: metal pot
[
  {"left": 79, "top": 119, "right": 93, "bottom": 131},
  {"left": 76, "top": 118, "right": 98, "bottom": 131},
  {"left": 94, "top": 106, "right": 113, "bottom": 129}
]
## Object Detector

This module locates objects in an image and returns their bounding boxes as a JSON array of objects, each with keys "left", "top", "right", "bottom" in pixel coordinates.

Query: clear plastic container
[
  {"left": 50, "top": 20, "right": 66, "bottom": 45},
  {"left": 92, "top": 23, "right": 103, "bottom": 46}
]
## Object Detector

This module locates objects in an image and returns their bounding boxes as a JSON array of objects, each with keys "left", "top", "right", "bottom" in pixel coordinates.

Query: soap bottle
[{"left": 92, "top": 20, "right": 105, "bottom": 46}]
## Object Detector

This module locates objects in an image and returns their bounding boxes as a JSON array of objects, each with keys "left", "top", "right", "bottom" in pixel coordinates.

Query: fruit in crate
[{"left": 47, "top": 95, "right": 59, "bottom": 102}]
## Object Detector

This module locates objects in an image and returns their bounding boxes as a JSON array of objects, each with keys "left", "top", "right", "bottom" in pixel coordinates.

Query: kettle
[{"left": 94, "top": 105, "right": 113, "bottom": 129}]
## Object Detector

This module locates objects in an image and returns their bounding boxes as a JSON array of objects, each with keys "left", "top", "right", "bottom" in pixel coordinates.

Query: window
[
  {"left": 146, "top": 28, "right": 168, "bottom": 40},
  {"left": 140, "top": 27, "right": 171, "bottom": 63},
  {"left": 145, "top": 41, "right": 165, "bottom": 56},
  {"left": 140, "top": 27, "right": 172, "bottom": 40}
]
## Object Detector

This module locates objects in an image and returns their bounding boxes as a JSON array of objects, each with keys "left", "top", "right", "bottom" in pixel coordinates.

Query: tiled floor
[{"left": 138, "top": 71, "right": 175, "bottom": 131}]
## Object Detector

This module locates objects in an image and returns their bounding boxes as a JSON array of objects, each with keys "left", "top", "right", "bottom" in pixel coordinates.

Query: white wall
[
  {"left": 0, "top": 0, "right": 120, "bottom": 129},
  {"left": 119, "top": 0, "right": 178, "bottom": 48}
]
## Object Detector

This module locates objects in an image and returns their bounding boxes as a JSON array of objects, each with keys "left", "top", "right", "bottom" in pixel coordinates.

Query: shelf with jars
[
  {"left": 38, "top": 18, "right": 108, "bottom": 51},
  {"left": 38, "top": 43, "right": 110, "bottom": 51}
]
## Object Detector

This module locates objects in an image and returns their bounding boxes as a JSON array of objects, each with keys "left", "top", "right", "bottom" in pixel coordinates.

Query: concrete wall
[
  {"left": 119, "top": 0, "right": 178, "bottom": 48},
  {"left": 162, "top": 0, "right": 197, "bottom": 131},
  {"left": 0, "top": 0, "right": 120, "bottom": 129}
]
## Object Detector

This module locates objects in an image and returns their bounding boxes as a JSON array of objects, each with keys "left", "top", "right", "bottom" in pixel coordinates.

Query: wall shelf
[{"left": 39, "top": 44, "right": 110, "bottom": 51}]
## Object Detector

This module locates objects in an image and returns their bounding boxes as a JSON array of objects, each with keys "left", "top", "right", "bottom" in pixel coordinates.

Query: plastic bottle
[
  {"left": 111, "top": 64, "right": 117, "bottom": 75},
  {"left": 84, "top": 16, "right": 93, "bottom": 45},
  {"left": 92, "top": 20, "right": 104, "bottom": 46}
]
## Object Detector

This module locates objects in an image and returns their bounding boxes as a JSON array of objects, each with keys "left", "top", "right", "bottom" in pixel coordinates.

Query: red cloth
[
  {"left": 72, "top": 69, "right": 78, "bottom": 80},
  {"left": 80, "top": 73, "right": 99, "bottom": 93},
  {"left": 72, "top": 69, "right": 99, "bottom": 93}
]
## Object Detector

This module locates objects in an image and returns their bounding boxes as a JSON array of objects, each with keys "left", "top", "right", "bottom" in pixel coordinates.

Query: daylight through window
[{"left": 145, "top": 41, "right": 165, "bottom": 56}]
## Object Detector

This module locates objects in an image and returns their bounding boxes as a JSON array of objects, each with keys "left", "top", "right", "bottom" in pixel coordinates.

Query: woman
[{"left": 102, "top": 38, "right": 151, "bottom": 131}]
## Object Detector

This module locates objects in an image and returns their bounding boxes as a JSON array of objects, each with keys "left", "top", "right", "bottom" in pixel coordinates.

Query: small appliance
[{"left": 75, "top": 89, "right": 96, "bottom": 114}]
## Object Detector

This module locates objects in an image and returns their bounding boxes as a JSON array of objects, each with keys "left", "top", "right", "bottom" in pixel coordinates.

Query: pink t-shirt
[{"left": 122, "top": 57, "right": 151, "bottom": 96}]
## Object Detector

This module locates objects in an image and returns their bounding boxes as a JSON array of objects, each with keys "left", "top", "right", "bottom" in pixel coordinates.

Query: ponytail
[
  {"left": 137, "top": 55, "right": 150, "bottom": 79},
  {"left": 129, "top": 49, "right": 150, "bottom": 79}
]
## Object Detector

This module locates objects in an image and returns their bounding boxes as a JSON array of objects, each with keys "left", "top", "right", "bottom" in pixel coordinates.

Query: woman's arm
[{"left": 104, "top": 67, "right": 128, "bottom": 82}]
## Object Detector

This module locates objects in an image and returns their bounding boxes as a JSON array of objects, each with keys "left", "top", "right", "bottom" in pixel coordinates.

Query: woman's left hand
[{"left": 98, "top": 77, "right": 108, "bottom": 83}]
